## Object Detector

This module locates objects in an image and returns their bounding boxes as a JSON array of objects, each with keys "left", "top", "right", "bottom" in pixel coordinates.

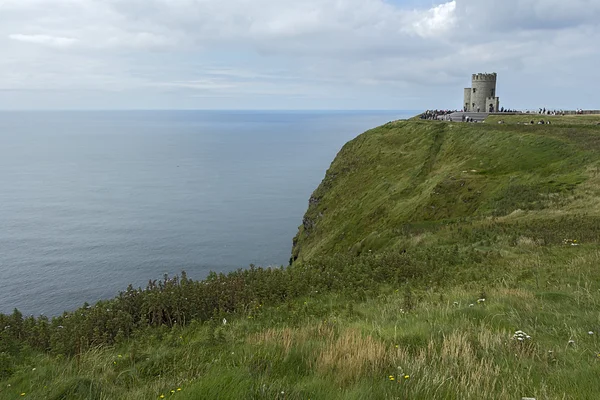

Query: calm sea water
[{"left": 0, "top": 110, "right": 413, "bottom": 316}]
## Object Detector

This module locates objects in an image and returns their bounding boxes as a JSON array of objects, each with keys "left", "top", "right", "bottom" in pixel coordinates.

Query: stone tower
[{"left": 463, "top": 73, "right": 499, "bottom": 113}]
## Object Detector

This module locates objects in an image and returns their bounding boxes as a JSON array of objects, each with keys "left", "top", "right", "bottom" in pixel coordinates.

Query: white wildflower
[{"left": 513, "top": 330, "right": 532, "bottom": 341}]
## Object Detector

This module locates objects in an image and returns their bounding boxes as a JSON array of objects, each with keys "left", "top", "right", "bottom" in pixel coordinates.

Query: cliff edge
[{"left": 292, "top": 116, "right": 600, "bottom": 263}]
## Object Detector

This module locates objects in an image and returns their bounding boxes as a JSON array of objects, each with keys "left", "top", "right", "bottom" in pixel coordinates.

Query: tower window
[
  {"left": 473, "top": 88, "right": 477, "bottom": 93},
  {"left": 491, "top": 89, "right": 495, "bottom": 97}
]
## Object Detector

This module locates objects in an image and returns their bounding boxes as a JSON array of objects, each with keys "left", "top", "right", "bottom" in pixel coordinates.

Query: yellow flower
[
  {"left": 21, "top": 394, "right": 26, "bottom": 397},
  {"left": 395, "top": 345, "right": 399, "bottom": 348},
  {"left": 389, "top": 377, "right": 395, "bottom": 381},
  {"left": 159, "top": 395, "right": 165, "bottom": 399},
  {"left": 171, "top": 390, "right": 175, "bottom": 394},
  {"left": 177, "top": 388, "right": 182, "bottom": 391},
  {"left": 118, "top": 354, "right": 122, "bottom": 358},
  {"left": 404, "top": 375, "right": 410, "bottom": 379}
]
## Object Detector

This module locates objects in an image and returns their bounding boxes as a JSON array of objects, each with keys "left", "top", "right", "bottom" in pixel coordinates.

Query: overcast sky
[{"left": 1, "top": 0, "right": 599, "bottom": 110}]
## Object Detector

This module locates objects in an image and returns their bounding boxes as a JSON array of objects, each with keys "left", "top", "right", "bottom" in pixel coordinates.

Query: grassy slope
[
  {"left": 292, "top": 117, "right": 600, "bottom": 261},
  {"left": 3, "top": 115, "right": 600, "bottom": 400}
]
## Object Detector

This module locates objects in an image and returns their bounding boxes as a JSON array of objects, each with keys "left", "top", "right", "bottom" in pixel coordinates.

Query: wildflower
[
  {"left": 32, "top": 368, "right": 36, "bottom": 371},
  {"left": 171, "top": 390, "right": 175, "bottom": 394},
  {"left": 21, "top": 393, "right": 26, "bottom": 396},
  {"left": 222, "top": 318, "right": 227, "bottom": 325},
  {"left": 453, "top": 301, "right": 459, "bottom": 306},
  {"left": 113, "top": 361, "right": 117, "bottom": 365},
  {"left": 395, "top": 345, "right": 399, "bottom": 348},
  {"left": 469, "top": 304, "right": 474, "bottom": 307},
  {"left": 118, "top": 354, "right": 122, "bottom": 358},
  {"left": 513, "top": 330, "right": 532, "bottom": 341},
  {"left": 568, "top": 340, "right": 575, "bottom": 345},
  {"left": 477, "top": 298, "right": 486, "bottom": 304},
  {"left": 159, "top": 395, "right": 165, "bottom": 399},
  {"left": 589, "top": 331, "right": 594, "bottom": 335},
  {"left": 177, "top": 388, "right": 182, "bottom": 392},
  {"left": 389, "top": 376, "right": 395, "bottom": 381},
  {"left": 404, "top": 375, "right": 410, "bottom": 379}
]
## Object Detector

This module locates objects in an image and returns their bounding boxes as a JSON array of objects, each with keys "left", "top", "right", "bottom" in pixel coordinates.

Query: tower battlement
[{"left": 472, "top": 73, "right": 497, "bottom": 82}]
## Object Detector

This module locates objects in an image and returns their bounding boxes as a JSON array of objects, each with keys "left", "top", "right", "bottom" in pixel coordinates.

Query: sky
[{"left": 1, "top": 0, "right": 599, "bottom": 110}]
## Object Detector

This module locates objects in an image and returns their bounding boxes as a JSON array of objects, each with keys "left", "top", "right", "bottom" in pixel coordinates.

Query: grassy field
[
  {"left": 487, "top": 113, "right": 600, "bottom": 126},
  {"left": 2, "top": 115, "right": 600, "bottom": 399}
]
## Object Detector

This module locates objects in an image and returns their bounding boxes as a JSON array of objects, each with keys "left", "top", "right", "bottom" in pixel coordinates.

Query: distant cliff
[{"left": 292, "top": 116, "right": 600, "bottom": 263}]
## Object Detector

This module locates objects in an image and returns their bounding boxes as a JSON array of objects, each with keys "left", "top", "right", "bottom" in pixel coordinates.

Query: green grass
[
  {"left": 4, "top": 116, "right": 600, "bottom": 399},
  {"left": 486, "top": 113, "right": 600, "bottom": 126},
  {"left": 292, "top": 117, "right": 600, "bottom": 262},
  {"left": 3, "top": 258, "right": 600, "bottom": 399}
]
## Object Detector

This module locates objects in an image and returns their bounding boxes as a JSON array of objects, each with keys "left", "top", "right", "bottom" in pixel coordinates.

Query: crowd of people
[
  {"left": 534, "top": 108, "right": 563, "bottom": 116},
  {"left": 419, "top": 109, "right": 458, "bottom": 120},
  {"left": 420, "top": 107, "right": 591, "bottom": 123}
]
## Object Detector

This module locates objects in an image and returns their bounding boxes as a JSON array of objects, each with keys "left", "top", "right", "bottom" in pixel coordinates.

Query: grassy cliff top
[{"left": 292, "top": 115, "right": 600, "bottom": 262}]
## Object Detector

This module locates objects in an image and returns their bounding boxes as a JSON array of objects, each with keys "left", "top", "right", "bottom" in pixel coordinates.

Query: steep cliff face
[{"left": 291, "top": 118, "right": 600, "bottom": 263}]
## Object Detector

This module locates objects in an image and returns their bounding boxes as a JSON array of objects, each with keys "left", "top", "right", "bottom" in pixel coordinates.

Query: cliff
[{"left": 292, "top": 116, "right": 600, "bottom": 262}]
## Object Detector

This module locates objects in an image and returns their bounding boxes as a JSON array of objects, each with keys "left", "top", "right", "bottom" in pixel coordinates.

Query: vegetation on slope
[
  {"left": 2, "top": 115, "right": 600, "bottom": 399},
  {"left": 292, "top": 116, "right": 600, "bottom": 261}
]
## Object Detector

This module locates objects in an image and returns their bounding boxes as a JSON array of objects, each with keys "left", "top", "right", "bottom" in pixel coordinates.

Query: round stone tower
[{"left": 470, "top": 73, "right": 497, "bottom": 113}]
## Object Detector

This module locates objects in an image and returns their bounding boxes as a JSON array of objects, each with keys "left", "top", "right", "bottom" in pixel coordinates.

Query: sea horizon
[{"left": 0, "top": 109, "right": 414, "bottom": 316}]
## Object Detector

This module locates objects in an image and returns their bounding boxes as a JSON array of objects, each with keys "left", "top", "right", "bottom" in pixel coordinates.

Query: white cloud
[
  {"left": 411, "top": 1, "right": 457, "bottom": 38},
  {"left": 8, "top": 33, "right": 79, "bottom": 48}
]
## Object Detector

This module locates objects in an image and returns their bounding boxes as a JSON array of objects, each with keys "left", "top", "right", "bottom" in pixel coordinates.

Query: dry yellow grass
[
  {"left": 248, "top": 321, "right": 336, "bottom": 354},
  {"left": 316, "top": 329, "right": 392, "bottom": 384}
]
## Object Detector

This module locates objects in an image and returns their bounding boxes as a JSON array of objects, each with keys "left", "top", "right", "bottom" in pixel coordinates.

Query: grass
[
  {"left": 3, "top": 261, "right": 600, "bottom": 399},
  {"left": 292, "top": 115, "right": 600, "bottom": 262},
  {"left": 486, "top": 113, "right": 600, "bottom": 126},
  {"left": 3, "top": 115, "right": 600, "bottom": 399}
]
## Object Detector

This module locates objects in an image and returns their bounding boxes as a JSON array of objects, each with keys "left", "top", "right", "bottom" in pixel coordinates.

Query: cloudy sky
[{"left": 1, "top": 0, "right": 599, "bottom": 110}]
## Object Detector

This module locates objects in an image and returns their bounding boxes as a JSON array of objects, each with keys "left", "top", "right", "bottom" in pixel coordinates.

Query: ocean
[{"left": 0, "top": 110, "right": 414, "bottom": 316}]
